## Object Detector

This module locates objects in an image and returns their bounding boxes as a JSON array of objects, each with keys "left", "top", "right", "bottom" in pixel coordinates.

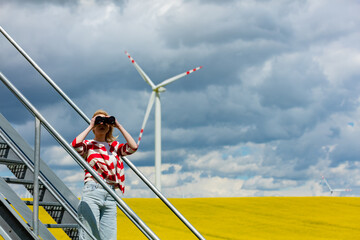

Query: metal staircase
[
  {"left": 0, "top": 26, "right": 205, "bottom": 240},
  {"left": 0, "top": 113, "right": 85, "bottom": 239}
]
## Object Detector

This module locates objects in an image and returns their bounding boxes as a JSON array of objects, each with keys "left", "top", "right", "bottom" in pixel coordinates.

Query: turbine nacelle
[{"left": 156, "top": 87, "right": 166, "bottom": 93}]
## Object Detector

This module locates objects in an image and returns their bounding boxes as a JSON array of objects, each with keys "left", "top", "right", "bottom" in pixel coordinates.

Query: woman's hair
[{"left": 92, "top": 109, "right": 117, "bottom": 143}]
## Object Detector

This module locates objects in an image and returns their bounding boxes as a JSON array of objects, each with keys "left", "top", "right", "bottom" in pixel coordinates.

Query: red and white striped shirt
[{"left": 72, "top": 139, "right": 137, "bottom": 193}]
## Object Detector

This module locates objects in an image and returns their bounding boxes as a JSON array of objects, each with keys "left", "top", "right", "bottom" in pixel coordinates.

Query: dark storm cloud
[
  {"left": 256, "top": 57, "right": 326, "bottom": 109},
  {"left": 158, "top": 0, "right": 293, "bottom": 48}
]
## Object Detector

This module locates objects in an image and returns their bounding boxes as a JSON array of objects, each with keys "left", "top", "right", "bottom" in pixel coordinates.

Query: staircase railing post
[{"left": 33, "top": 117, "right": 41, "bottom": 236}]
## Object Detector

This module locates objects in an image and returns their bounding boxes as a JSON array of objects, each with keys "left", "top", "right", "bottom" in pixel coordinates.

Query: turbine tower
[
  {"left": 321, "top": 176, "right": 352, "bottom": 196},
  {"left": 125, "top": 51, "right": 202, "bottom": 191}
]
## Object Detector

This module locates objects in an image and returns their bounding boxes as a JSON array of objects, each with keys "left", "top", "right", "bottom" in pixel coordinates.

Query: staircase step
[
  {"left": 2, "top": 178, "right": 35, "bottom": 185},
  {"left": 45, "top": 224, "right": 78, "bottom": 229},
  {"left": 24, "top": 200, "right": 66, "bottom": 224},
  {"left": 24, "top": 201, "right": 61, "bottom": 207},
  {"left": 0, "top": 157, "right": 23, "bottom": 165},
  {"left": 0, "top": 142, "right": 10, "bottom": 158}
]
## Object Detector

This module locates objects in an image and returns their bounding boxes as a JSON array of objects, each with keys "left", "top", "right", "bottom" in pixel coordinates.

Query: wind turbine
[
  {"left": 125, "top": 51, "right": 202, "bottom": 191},
  {"left": 321, "top": 176, "right": 352, "bottom": 196}
]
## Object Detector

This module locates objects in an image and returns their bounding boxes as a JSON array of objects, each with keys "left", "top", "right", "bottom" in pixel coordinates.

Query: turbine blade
[
  {"left": 125, "top": 51, "right": 156, "bottom": 89},
  {"left": 333, "top": 188, "right": 352, "bottom": 192},
  {"left": 322, "top": 176, "right": 333, "bottom": 192},
  {"left": 137, "top": 91, "right": 156, "bottom": 145},
  {"left": 155, "top": 66, "right": 203, "bottom": 89}
]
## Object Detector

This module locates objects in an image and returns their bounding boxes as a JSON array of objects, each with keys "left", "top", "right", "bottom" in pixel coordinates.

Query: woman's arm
[
  {"left": 75, "top": 117, "right": 95, "bottom": 144},
  {"left": 115, "top": 119, "right": 138, "bottom": 150}
]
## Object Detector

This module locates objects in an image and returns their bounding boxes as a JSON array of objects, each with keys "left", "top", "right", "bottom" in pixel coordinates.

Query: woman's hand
[
  {"left": 113, "top": 117, "right": 121, "bottom": 129},
  {"left": 90, "top": 116, "right": 96, "bottom": 129}
]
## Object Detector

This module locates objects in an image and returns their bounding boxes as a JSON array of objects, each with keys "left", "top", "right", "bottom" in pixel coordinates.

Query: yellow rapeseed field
[
  {"left": 2, "top": 197, "right": 360, "bottom": 240},
  {"left": 119, "top": 197, "right": 360, "bottom": 240}
]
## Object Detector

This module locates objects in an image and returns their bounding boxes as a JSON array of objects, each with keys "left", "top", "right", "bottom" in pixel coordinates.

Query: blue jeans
[{"left": 78, "top": 181, "right": 117, "bottom": 240}]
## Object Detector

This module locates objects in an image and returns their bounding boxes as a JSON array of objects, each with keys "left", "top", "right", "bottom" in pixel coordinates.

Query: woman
[{"left": 72, "top": 109, "right": 138, "bottom": 240}]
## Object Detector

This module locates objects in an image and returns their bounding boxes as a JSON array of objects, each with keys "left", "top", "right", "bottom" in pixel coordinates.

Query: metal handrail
[
  {"left": 0, "top": 72, "right": 159, "bottom": 240},
  {"left": 1, "top": 25, "right": 205, "bottom": 239}
]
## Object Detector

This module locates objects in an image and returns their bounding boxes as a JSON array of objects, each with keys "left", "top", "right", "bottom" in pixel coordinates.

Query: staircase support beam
[{"left": 33, "top": 117, "right": 41, "bottom": 236}]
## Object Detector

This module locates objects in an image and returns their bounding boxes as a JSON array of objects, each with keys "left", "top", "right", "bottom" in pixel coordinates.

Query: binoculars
[{"left": 95, "top": 116, "right": 116, "bottom": 125}]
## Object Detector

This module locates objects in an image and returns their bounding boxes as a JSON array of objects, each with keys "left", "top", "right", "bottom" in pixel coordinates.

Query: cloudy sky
[{"left": 1, "top": 0, "right": 360, "bottom": 198}]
